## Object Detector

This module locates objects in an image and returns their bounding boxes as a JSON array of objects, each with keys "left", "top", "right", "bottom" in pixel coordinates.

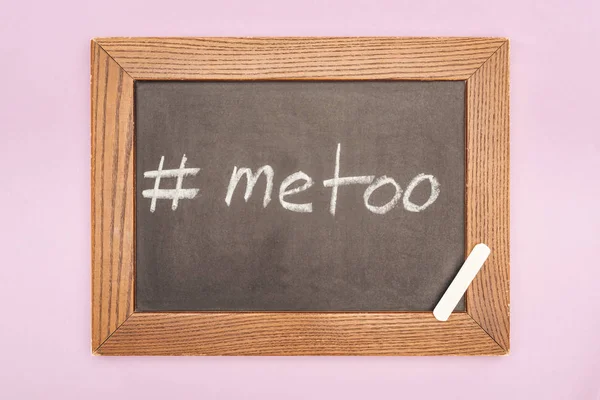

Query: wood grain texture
[
  {"left": 94, "top": 37, "right": 507, "bottom": 81},
  {"left": 91, "top": 37, "right": 510, "bottom": 355},
  {"left": 91, "top": 41, "right": 135, "bottom": 351},
  {"left": 465, "top": 41, "right": 510, "bottom": 352},
  {"left": 95, "top": 312, "right": 505, "bottom": 356}
]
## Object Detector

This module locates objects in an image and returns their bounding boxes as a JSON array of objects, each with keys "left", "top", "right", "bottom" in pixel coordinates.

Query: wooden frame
[{"left": 91, "top": 37, "right": 509, "bottom": 356}]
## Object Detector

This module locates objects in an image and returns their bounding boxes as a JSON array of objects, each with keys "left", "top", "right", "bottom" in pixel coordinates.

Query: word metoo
[
  {"left": 226, "top": 143, "right": 440, "bottom": 215},
  {"left": 143, "top": 143, "right": 440, "bottom": 215}
]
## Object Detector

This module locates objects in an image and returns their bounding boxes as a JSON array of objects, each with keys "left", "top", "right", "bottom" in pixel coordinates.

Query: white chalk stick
[{"left": 433, "top": 243, "right": 491, "bottom": 322}]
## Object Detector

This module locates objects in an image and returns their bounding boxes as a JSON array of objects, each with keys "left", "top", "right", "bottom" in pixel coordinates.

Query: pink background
[{"left": 1, "top": 0, "right": 599, "bottom": 398}]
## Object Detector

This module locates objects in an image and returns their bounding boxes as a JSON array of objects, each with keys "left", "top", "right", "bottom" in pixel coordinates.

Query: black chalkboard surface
[{"left": 135, "top": 81, "right": 465, "bottom": 312}]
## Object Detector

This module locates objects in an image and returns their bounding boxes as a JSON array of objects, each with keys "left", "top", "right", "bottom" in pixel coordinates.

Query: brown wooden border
[{"left": 91, "top": 37, "right": 509, "bottom": 356}]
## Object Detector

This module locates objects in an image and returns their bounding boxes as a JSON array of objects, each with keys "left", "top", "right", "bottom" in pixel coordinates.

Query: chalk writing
[
  {"left": 142, "top": 155, "right": 200, "bottom": 212},
  {"left": 225, "top": 166, "right": 274, "bottom": 208},
  {"left": 143, "top": 144, "right": 440, "bottom": 214},
  {"left": 323, "top": 143, "right": 375, "bottom": 216},
  {"left": 279, "top": 171, "right": 314, "bottom": 213},
  {"left": 403, "top": 173, "right": 440, "bottom": 212},
  {"left": 363, "top": 175, "right": 403, "bottom": 215}
]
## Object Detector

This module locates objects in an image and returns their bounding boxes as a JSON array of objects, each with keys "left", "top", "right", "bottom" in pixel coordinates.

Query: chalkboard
[{"left": 135, "top": 80, "right": 465, "bottom": 312}]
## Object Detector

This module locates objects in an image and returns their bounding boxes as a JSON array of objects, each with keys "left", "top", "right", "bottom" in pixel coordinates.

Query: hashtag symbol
[{"left": 142, "top": 155, "right": 200, "bottom": 212}]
